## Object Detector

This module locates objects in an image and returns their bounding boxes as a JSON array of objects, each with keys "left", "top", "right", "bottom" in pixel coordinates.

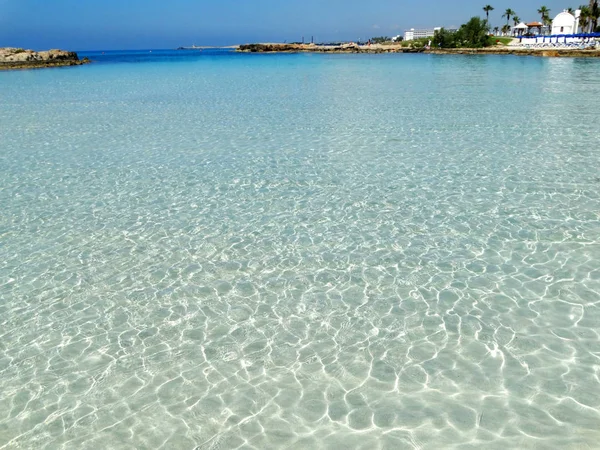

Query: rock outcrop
[
  {"left": 236, "top": 43, "right": 423, "bottom": 54},
  {"left": 0, "top": 48, "right": 90, "bottom": 70}
]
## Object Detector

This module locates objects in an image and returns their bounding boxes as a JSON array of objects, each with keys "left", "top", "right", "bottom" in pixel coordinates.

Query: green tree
[
  {"left": 579, "top": 5, "right": 592, "bottom": 32},
  {"left": 501, "top": 24, "right": 512, "bottom": 35},
  {"left": 590, "top": 0, "right": 599, "bottom": 31},
  {"left": 502, "top": 8, "right": 516, "bottom": 26},
  {"left": 494, "top": 26, "right": 500, "bottom": 34},
  {"left": 483, "top": 5, "right": 495, "bottom": 22},
  {"left": 513, "top": 15, "right": 521, "bottom": 25},
  {"left": 458, "top": 16, "right": 491, "bottom": 47},
  {"left": 538, "top": 6, "right": 551, "bottom": 31},
  {"left": 538, "top": 6, "right": 550, "bottom": 22},
  {"left": 370, "top": 36, "right": 391, "bottom": 43},
  {"left": 433, "top": 28, "right": 458, "bottom": 48},
  {"left": 433, "top": 17, "right": 492, "bottom": 48}
]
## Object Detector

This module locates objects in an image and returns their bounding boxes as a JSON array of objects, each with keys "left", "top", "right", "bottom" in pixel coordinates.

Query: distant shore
[
  {"left": 0, "top": 48, "right": 89, "bottom": 71},
  {"left": 237, "top": 42, "right": 600, "bottom": 58},
  {"left": 237, "top": 43, "right": 423, "bottom": 54},
  {"left": 426, "top": 47, "right": 600, "bottom": 57},
  {"left": 177, "top": 45, "right": 238, "bottom": 50}
]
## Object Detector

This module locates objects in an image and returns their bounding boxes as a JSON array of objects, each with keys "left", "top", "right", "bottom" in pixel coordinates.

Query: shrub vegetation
[
  {"left": 370, "top": 36, "right": 392, "bottom": 44},
  {"left": 433, "top": 17, "right": 492, "bottom": 48}
]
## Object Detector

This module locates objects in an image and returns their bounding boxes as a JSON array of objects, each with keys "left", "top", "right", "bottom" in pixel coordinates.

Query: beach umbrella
[{"left": 514, "top": 22, "right": 528, "bottom": 36}]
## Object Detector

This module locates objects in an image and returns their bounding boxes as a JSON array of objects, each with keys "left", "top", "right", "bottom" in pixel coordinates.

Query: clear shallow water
[{"left": 1, "top": 50, "right": 600, "bottom": 449}]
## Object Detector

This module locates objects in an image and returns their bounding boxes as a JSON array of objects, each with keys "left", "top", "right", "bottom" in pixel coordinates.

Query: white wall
[{"left": 551, "top": 23, "right": 575, "bottom": 34}]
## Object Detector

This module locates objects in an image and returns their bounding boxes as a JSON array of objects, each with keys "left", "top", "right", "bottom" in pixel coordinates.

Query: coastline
[
  {"left": 177, "top": 45, "right": 238, "bottom": 50},
  {"left": 237, "top": 42, "right": 600, "bottom": 57},
  {"left": 0, "top": 48, "right": 90, "bottom": 71},
  {"left": 237, "top": 43, "right": 423, "bottom": 54},
  {"left": 425, "top": 47, "right": 600, "bottom": 57}
]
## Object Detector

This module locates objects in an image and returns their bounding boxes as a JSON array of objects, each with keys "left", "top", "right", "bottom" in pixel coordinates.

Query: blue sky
[{"left": 0, "top": 0, "right": 581, "bottom": 50}]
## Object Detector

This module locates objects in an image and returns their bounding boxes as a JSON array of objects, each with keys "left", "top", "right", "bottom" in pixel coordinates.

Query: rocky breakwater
[
  {"left": 0, "top": 48, "right": 90, "bottom": 70},
  {"left": 237, "top": 43, "right": 423, "bottom": 54}
]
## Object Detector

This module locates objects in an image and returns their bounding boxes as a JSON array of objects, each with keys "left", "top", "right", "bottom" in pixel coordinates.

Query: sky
[{"left": 0, "top": 0, "right": 583, "bottom": 50}]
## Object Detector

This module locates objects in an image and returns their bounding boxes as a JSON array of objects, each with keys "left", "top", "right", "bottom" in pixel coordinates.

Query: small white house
[{"left": 551, "top": 10, "right": 580, "bottom": 34}]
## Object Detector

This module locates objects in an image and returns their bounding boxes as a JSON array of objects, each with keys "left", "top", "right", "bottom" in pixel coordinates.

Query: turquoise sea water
[{"left": 1, "top": 49, "right": 600, "bottom": 449}]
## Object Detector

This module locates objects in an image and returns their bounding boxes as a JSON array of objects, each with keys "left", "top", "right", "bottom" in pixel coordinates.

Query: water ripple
[{"left": 1, "top": 52, "right": 599, "bottom": 449}]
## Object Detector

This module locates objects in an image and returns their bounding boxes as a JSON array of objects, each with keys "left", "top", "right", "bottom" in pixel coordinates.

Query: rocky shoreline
[
  {"left": 237, "top": 43, "right": 423, "bottom": 54},
  {"left": 426, "top": 47, "right": 600, "bottom": 57},
  {"left": 0, "top": 48, "right": 90, "bottom": 70},
  {"left": 237, "top": 43, "right": 600, "bottom": 58}
]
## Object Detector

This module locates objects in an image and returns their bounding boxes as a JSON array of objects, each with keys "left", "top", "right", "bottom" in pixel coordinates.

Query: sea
[{"left": 1, "top": 48, "right": 599, "bottom": 449}]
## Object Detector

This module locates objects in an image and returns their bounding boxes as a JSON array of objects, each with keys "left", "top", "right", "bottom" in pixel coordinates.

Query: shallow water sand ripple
[{"left": 1, "top": 51, "right": 600, "bottom": 449}]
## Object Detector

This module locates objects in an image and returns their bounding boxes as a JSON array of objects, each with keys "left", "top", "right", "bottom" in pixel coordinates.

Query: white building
[
  {"left": 551, "top": 10, "right": 580, "bottom": 34},
  {"left": 404, "top": 27, "right": 441, "bottom": 41}
]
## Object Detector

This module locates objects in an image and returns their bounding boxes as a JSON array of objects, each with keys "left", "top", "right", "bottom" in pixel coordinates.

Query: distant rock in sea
[{"left": 0, "top": 48, "right": 90, "bottom": 70}]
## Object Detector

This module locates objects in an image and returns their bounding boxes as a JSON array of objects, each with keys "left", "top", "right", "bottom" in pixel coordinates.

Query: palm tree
[
  {"left": 494, "top": 26, "right": 500, "bottom": 35},
  {"left": 579, "top": 5, "right": 592, "bottom": 32},
  {"left": 513, "top": 16, "right": 521, "bottom": 25},
  {"left": 538, "top": 6, "right": 551, "bottom": 23},
  {"left": 567, "top": 7, "right": 575, "bottom": 13},
  {"left": 501, "top": 24, "right": 511, "bottom": 35},
  {"left": 590, "top": 0, "right": 599, "bottom": 31},
  {"left": 502, "top": 8, "right": 516, "bottom": 26},
  {"left": 483, "top": 5, "right": 495, "bottom": 23},
  {"left": 538, "top": 6, "right": 551, "bottom": 33}
]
